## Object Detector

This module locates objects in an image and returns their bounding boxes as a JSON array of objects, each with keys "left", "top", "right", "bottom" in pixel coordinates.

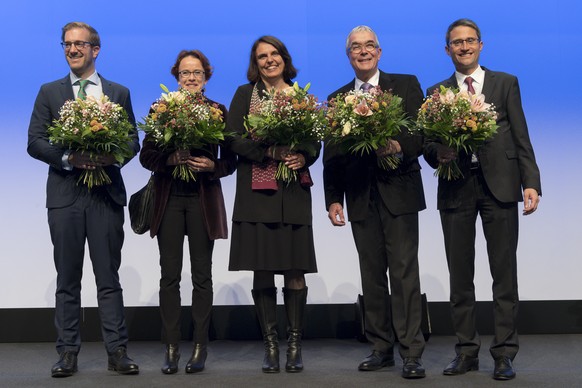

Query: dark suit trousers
[
  {"left": 48, "top": 189, "right": 128, "bottom": 355},
  {"left": 440, "top": 169, "right": 519, "bottom": 360},
  {"left": 350, "top": 185, "right": 425, "bottom": 358},
  {"left": 157, "top": 193, "right": 214, "bottom": 345}
]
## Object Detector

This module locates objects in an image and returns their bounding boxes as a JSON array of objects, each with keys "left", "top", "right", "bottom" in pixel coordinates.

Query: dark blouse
[{"left": 226, "top": 81, "right": 321, "bottom": 225}]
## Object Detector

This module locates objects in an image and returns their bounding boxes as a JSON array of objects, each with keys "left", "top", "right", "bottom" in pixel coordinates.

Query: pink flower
[
  {"left": 469, "top": 93, "right": 492, "bottom": 112},
  {"left": 353, "top": 101, "right": 373, "bottom": 116},
  {"left": 439, "top": 88, "right": 456, "bottom": 104}
]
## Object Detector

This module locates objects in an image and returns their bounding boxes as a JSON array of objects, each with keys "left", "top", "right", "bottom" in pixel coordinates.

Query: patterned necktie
[
  {"left": 77, "top": 79, "right": 90, "bottom": 100},
  {"left": 360, "top": 82, "right": 373, "bottom": 92},
  {"left": 464, "top": 76, "right": 476, "bottom": 94}
]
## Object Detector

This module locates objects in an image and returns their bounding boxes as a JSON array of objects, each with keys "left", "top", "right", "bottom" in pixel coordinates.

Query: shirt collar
[
  {"left": 69, "top": 71, "right": 100, "bottom": 87},
  {"left": 355, "top": 70, "right": 380, "bottom": 90},
  {"left": 455, "top": 65, "right": 485, "bottom": 89}
]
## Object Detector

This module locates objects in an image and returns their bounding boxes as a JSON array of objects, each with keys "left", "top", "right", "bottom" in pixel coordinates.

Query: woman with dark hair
[
  {"left": 226, "top": 36, "right": 319, "bottom": 373},
  {"left": 139, "top": 50, "right": 236, "bottom": 374}
]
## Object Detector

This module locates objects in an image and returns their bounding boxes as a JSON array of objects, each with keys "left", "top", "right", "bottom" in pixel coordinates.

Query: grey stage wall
[{"left": 2, "top": 301, "right": 582, "bottom": 343}]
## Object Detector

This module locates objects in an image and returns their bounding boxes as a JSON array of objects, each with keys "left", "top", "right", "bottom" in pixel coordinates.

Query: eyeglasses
[
  {"left": 178, "top": 70, "right": 205, "bottom": 79},
  {"left": 449, "top": 38, "right": 480, "bottom": 48},
  {"left": 61, "top": 41, "right": 94, "bottom": 50},
  {"left": 349, "top": 42, "right": 378, "bottom": 54}
]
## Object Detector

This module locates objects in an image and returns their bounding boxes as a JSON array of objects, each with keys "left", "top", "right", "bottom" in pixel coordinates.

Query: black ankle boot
[
  {"left": 161, "top": 344, "right": 180, "bottom": 374},
  {"left": 185, "top": 343, "right": 207, "bottom": 373},
  {"left": 283, "top": 287, "right": 307, "bottom": 372},
  {"left": 252, "top": 288, "right": 280, "bottom": 373}
]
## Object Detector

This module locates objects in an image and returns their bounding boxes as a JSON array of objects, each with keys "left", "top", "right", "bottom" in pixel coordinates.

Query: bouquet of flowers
[
  {"left": 244, "top": 82, "right": 326, "bottom": 183},
  {"left": 325, "top": 86, "right": 410, "bottom": 170},
  {"left": 48, "top": 95, "right": 135, "bottom": 189},
  {"left": 417, "top": 85, "right": 499, "bottom": 180},
  {"left": 139, "top": 84, "right": 226, "bottom": 181}
]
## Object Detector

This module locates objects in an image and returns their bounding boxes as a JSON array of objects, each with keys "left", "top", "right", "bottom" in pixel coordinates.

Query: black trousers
[
  {"left": 350, "top": 187, "right": 425, "bottom": 359},
  {"left": 157, "top": 193, "right": 214, "bottom": 344},
  {"left": 48, "top": 189, "right": 128, "bottom": 355},
  {"left": 440, "top": 170, "right": 519, "bottom": 359}
]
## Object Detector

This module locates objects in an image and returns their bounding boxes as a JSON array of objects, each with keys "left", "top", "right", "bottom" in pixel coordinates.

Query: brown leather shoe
[
  {"left": 443, "top": 354, "right": 479, "bottom": 375},
  {"left": 493, "top": 356, "right": 516, "bottom": 380},
  {"left": 51, "top": 351, "right": 78, "bottom": 377}
]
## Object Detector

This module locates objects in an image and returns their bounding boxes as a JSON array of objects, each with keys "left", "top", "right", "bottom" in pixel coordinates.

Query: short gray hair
[{"left": 345, "top": 25, "right": 380, "bottom": 53}]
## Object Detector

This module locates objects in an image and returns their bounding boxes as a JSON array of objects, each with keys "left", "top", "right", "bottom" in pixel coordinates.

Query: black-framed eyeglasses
[
  {"left": 448, "top": 38, "right": 480, "bottom": 48},
  {"left": 178, "top": 70, "right": 205, "bottom": 79},
  {"left": 349, "top": 42, "right": 378, "bottom": 54},
  {"left": 61, "top": 41, "right": 94, "bottom": 50}
]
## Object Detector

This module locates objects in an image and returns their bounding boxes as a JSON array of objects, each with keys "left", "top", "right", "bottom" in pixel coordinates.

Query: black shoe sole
[{"left": 358, "top": 360, "right": 396, "bottom": 371}]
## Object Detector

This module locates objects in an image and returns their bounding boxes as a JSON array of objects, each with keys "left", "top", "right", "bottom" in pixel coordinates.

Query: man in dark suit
[
  {"left": 423, "top": 18, "right": 541, "bottom": 381},
  {"left": 27, "top": 22, "right": 140, "bottom": 377},
  {"left": 323, "top": 25, "right": 426, "bottom": 379}
]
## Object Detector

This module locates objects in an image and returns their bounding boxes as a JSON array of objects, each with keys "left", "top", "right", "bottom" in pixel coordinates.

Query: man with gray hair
[{"left": 323, "top": 25, "right": 427, "bottom": 379}]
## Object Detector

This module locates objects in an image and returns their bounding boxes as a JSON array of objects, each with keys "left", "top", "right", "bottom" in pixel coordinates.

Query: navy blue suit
[{"left": 27, "top": 74, "right": 139, "bottom": 355}]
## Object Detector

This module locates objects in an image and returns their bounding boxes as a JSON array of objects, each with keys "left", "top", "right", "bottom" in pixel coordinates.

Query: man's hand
[
  {"left": 68, "top": 152, "right": 115, "bottom": 169},
  {"left": 376, "top": 139, "right": 401, "bottom": 157},
  {"left": 328, "top": 202, "right": 346, "bottom": 226},
  {"left": 523, "top": 188, "right": 540, "bottom": 215},
  {"left": 435, "top": 144, "right": 457, "bottom": 164}
]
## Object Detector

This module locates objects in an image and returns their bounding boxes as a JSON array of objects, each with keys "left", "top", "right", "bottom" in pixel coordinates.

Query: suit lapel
[
  {"left": 378, "top": 71, "right": 394, "bottom": 92},
  {"left": 58, "top": 75, "right": 75, "bottom": 102},
  {"left": 100, "top": 74, "right": 113, "bottom": 100},
  {"left": 481, "top": 68, "right": 496, "bottom": 103}
]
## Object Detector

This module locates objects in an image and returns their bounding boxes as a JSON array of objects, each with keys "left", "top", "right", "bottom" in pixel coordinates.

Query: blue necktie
[{"left": 360, "top": 82, "right": 373, "bottom": 92}]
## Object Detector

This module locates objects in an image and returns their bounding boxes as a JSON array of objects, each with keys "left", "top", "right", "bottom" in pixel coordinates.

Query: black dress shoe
[
  {"left": 161, "top": 344, "right": 180, "bottom": 374},
  {"left": 108, "top": 347, "right": 139, "bottom": 375},
  {"left": 51, "top": 351, "right": 78, "bottom": 377},
  {"left": 358, "top": 350, "right": 395, "bottom": 371},
  {"left": 185, "top": 344, "right": 207, "bottom": 374},
  {"left": 493, "top": 356, "right": 516, "bottom": 380},
  {"left": 443, "top": 354, "right": 479, "bottom": 375},
  {"left": 402, "top": 357, "right": 426, "bottom": 379}
]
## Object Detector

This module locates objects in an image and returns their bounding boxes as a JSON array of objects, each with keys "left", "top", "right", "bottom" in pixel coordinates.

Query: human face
[
  {"left": 347, "top": 30, "right": 381, "bottom": 82},
  {"left": 445, "top": 26, "right": 483, "bottom": 75},
  {"left": 63, "top": 28, "right": 100, "bottom": 79},
  {"left": 255, "top": 42, "right": 285, "bottom": 84},
  {"left": 177, "top": 56, "right": 207, "bottom": 92}
]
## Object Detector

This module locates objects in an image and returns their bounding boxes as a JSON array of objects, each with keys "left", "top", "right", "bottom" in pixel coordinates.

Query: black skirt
[{"left": 228, "top": 221, "right": 317, "bottom": 273}]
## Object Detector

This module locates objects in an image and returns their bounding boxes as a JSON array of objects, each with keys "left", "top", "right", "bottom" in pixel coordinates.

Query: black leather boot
[
  {"left": 161, "top": 344, "right": 180, "bottom": 374},
  {"left": 185, "top": 343, "right": 207, "bottom": 373},
  {"left": 252, "top": 288, "right": 280, "bottom": 373},
  {"left": 283, "top": 287, "right": 307, "bottom": 372}
]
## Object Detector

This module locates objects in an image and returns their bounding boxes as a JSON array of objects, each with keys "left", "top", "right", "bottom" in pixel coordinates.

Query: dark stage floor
[{"left": 0, "top": 335, "right": 578, "bottom": 387}]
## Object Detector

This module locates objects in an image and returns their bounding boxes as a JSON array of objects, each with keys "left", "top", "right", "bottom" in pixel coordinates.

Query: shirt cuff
[{"left": 62, "top": 150, "right": 73, "bottom": 171}]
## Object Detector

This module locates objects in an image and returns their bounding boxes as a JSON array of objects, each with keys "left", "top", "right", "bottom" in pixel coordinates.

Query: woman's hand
[
  {"left": 187, "top": 156, "right": 215, "bottom": 173},
  {"left": 283, "top": 152, "right": 305, "bottom": 171},
  {"left": 166, "top": 150, "right": 190, "bottom": 166}
]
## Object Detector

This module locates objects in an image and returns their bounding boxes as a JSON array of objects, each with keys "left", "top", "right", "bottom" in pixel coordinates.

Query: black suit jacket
[
  {"left": 423, "top": 68, "right": 541, "bottom": 209},
  {"left": 323, "top": 70, "right": 426, "bottom": 221},
  {"left": 27, "top": 74, "right": 139, "bottom": 208}
]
